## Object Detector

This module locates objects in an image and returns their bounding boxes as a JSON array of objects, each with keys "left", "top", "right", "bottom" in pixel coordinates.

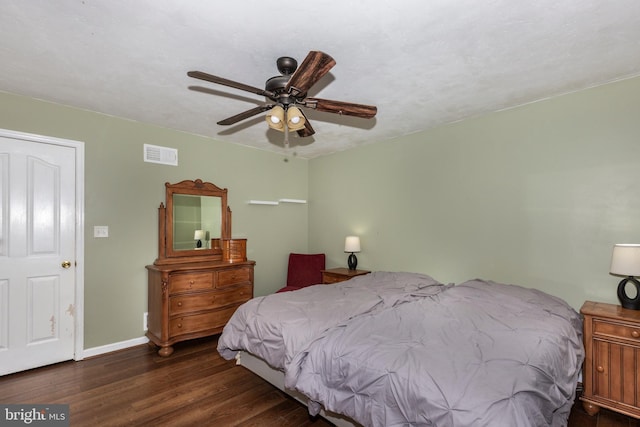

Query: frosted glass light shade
[
  {"left": 610, "top": 244, "right": 640, "bottom": 276},
  {"left": 266, "top": 106, "right": 285, "bottom": 131},
  {"left": 344, "top": 236, "right": 361, "bottom": 253},
  {"left": 286, "top": 106, "right": 306, "bottom": 131}
]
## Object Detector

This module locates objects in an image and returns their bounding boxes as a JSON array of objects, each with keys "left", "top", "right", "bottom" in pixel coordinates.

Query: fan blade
[
  {"left": 297, "top": 121, "right": 315, "bottom": 138},
  {"left": 188, "top": 71, "right": 276, "bottom": 100},
  {"left": 285, "top": 51, "right": 336, "bottom": 97},
  {"left": 305, "top": 98, "right": 377, "bottom": 119},
  {"left": 217, "top": 105, "right": 273, "bottom": 126},
  {"left": 296, "top": 110, "right": 315, "bottom": 137}
]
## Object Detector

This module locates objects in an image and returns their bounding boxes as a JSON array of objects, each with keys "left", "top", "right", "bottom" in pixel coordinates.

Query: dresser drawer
[
  {"left": 169, "top": 272, "right": 213, "bottom": 293},
  {"left": 169, "top": 284, "right": 253, "bottom": 315},
  {"left": 169, "top": 305, "right": 239, "bottom": 336},
  {"left": 217, "top": 267, "right": 251, "bottom": 288},
  {"left": 593, "top": 319, "right": 640, "bottom": 342}
]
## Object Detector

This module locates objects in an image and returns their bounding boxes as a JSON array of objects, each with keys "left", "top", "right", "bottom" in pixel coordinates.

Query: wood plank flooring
[
  {"left": 0, "top": 336, "right": 638, "bottom": 426},
  {"left": 0, "top": 337, "right": 331, "bottom": 426}
]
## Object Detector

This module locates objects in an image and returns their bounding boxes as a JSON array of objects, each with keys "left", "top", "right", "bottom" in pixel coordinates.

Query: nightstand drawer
[
  {"left": 593, "top": 319, "right": 640, "bottom": 342},
  {"left": 321, "top": 268, "right": 370, "bottom": 284},
  {"left": 169, "top": 272, "right": 213, "bottom": 293},
  {"left": 322, "top": 273, "right": 344, "bottom": 284}
]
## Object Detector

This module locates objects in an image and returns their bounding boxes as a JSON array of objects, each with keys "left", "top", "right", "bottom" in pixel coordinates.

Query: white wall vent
[{"left": 144, "top": 144, "right": 178, "bottom": 166}]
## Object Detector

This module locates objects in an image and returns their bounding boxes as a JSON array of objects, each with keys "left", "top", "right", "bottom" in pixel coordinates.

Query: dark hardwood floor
[
  {"left": 569, "top": 399, "right": 640, "bottom": 427},
  {"left": 0, "top": 337, "right": 331, "bottom": 426},
  {"left": 0, "top": 336, "right": 638, "bottom": 426}
]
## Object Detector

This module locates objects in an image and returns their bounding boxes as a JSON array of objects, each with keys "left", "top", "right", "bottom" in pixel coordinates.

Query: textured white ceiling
[{"left": 1, "top": 1, "right": 640, "bottom": 158}]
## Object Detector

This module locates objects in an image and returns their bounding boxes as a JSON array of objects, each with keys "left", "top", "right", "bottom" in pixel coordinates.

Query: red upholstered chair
[{"left": 276, "top": 253, "right": 326, "bottom": 293}]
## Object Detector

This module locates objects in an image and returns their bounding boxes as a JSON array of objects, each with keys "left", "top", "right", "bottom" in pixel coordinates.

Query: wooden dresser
[
  {"left": 148, "top": 179, "right": 254, "bottom": 356},
  {"left": 581, "top": 300, "right": 640, "bottom": 418},
  {"left": 321, "top": 268, "right": 370, "bottom": 284},
  {"left": 146, "top": 260, "right": 254, "bottom": 356}
]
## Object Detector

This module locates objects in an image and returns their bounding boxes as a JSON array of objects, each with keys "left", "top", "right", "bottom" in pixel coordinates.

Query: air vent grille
[{"left": 144, "top": 144, "right": 178, "bottom": 166}]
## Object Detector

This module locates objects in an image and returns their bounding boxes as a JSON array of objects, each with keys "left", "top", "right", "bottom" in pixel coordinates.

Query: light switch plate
[{"left": 94, "top": 226, "right": 109, "bottom": 238}]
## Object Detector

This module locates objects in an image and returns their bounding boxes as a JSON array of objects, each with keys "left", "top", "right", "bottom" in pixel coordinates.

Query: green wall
[
  {"left": 2, "top": 74, "right": 639, "bottom": 349},
  {"left": 309, "top": 76, "right": 640, "bottom": 310},
  {"left": 0, "top": 91, "right": 309, "bottom": 348}
]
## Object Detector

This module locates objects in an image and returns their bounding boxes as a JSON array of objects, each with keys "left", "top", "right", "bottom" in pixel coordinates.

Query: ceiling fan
[{"left": 187, "top": 51, "right": 377, "bottom": 147}]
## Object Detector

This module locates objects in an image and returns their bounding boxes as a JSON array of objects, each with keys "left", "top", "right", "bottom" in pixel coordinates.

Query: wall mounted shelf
[
  {"left": 248, "top": 200, "right": 279, "bottom": 205},
  {"left": 279, "top": 198, "right": 307, "bottom": 204},
  {"left": 248, "top": 198, "right": 308, "bottom": 205}
]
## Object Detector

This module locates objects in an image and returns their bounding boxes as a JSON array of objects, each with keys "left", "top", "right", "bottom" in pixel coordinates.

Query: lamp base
[
  {"left": 617, "top": 276, "right": 640, "bottom": 310},
  {"left": 347, "top": 253, "right": 358, "bottom": 271},
  {"left": 196, "top": 239, "right": 202, "bottom": 248}
]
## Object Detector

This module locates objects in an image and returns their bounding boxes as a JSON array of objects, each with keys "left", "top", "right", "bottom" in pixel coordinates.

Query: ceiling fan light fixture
[
  {"left": 266, "top": 105, "right": 285, "bottom": 131},
  {"left": 188, "top": 51, "right": 376, "bottom": 141},
  {"left": 286, "top": 106, "right": 306, "bottom": 131}
]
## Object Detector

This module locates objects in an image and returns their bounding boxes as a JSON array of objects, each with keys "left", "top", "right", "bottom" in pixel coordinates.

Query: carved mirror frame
[{"left": 154, "top": 179, "right": 231, "bottom": 265}]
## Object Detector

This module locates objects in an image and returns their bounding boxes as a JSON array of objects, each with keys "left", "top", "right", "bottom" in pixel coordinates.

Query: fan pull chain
[{"left": 284, "top": 124, "right": 290, "bottom": 149}]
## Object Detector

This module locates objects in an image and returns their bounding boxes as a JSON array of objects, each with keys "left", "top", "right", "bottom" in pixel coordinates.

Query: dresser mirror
[
  {"left": 172, "top": 194, "right": 222, "bottom": 250},
  {"left": 154, "top": 179, "right": 231, "bottom": 265}
]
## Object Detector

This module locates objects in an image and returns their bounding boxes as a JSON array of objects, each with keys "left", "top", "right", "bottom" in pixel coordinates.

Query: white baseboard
[{"left": 80, "top": 336, "right": 149, "bottom": 360}]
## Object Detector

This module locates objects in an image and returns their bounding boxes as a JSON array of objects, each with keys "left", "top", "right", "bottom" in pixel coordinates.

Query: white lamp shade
[
  {"left": 610, "top": 244, "right": 640, "bottom": 276},
  {"left": 344, "top": 236, "right": 361, "bottom": 253},
  {"left": 194, "top": 230, "right": 206, "bottom": 240}
]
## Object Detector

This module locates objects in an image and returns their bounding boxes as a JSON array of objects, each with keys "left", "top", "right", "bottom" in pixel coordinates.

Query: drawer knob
[
  {"left": 177, "top": 302, "right": 182, "bottom": 307},
  {"left": 177, "top": 323, "right": 182, "bottom": 328},
  {"left": 189, "top": 280, "right": 195, "bottom": 285},
  {"left": 632, "top": 330, "right": 640, "bottom": 338},
  {"left": 596, "top": 366, "right": 604, "bottom": 373}
]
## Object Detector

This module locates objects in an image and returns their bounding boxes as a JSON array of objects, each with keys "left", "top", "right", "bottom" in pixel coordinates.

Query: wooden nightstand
[
  {"left": 321, "top": 268, "right": 370, "bottom": 284},
  {"left": 580, "top": 301, "right": 640, "bottom": 419}
]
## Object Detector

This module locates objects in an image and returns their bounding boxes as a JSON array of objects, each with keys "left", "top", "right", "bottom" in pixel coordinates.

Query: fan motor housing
[
  {"left": 276, "top": 57, "right": 297, "bottom": 75},
  {"left": 265, "top": 56, "right": 301, "bottom": 99},
  {"left": 265, "top": 75, "right": 289, "bottom": 94}
]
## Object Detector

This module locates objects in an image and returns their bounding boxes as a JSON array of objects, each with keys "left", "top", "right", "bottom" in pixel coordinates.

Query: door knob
[{"left": 61, "top": 260, "right": 72, "bottom": 269}]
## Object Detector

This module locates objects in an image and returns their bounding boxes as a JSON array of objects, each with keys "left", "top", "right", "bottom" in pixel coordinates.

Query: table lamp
[
  {"left": 194, "top": 230, "right": 205, "bottom": 249},
  {"left": 344, "top": 236, "right": 361, "bottom": 271},
  {"left": 610, "top": 244, "right": 640, "bottom": 310}
]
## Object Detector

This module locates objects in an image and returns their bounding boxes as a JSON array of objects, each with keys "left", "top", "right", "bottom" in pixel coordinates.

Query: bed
[{"left": 217, "top": 271, "right": 584, "bottom": 427}]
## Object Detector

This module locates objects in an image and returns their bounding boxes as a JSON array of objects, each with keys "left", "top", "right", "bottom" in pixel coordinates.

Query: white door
[{"left": 0, "top": 130, "right": 82, "bottom": 376}]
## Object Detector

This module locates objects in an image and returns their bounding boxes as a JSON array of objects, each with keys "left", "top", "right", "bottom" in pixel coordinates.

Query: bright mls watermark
[{"left": 0, "top": 405, "right": 69, "bottom": 426}]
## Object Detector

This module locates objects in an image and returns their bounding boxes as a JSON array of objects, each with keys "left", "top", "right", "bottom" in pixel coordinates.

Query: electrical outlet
[{"left": 143, "top": 312, "right": 148, "bottom": 331}]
